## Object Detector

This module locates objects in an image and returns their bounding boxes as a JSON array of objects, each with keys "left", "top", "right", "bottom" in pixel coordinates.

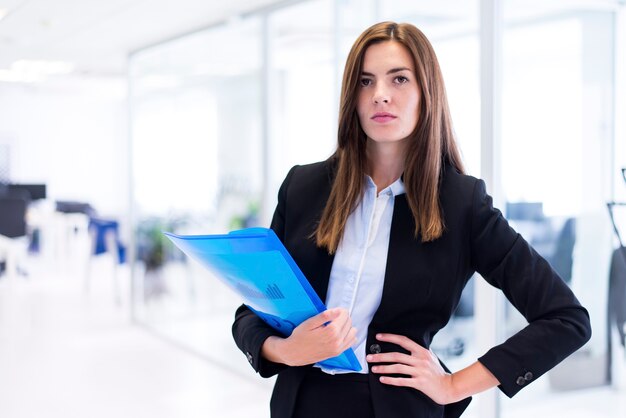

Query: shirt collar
[{"left": 364, "top": 175, "right": 406, "bottom": 197}]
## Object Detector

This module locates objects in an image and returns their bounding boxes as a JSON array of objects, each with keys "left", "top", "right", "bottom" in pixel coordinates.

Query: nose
[{"left": 373, "top": 87, "right": 390, "bottom": 104}]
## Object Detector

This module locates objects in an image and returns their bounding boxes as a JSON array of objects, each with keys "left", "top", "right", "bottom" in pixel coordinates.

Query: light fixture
[
  {"left": 12, "top": 59, "right": 75, "bottom": 75},
  {"left": 0, "top": 60, "right": 75, "bottom": 83}
]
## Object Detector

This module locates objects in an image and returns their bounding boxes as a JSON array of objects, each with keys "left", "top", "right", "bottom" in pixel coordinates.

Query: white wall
[{"left": 0, "top": 76, "right": 129, "bottom": 220}]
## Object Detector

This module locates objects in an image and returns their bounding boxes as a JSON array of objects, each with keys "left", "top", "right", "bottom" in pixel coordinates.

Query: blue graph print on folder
[{"left": 164, "top": 227, "right": 361, "bottom": 372}]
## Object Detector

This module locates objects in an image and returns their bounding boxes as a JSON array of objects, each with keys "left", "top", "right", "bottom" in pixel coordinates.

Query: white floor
[
  {"left": 0, "top": 255, "right": 274, "bottom": 418},
  {"left": 0, "top": 254, "right": 624, "bottom": 418}
]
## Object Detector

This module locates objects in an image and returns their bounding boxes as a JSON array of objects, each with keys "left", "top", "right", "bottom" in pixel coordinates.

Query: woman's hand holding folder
[{"left": 261, "top": 307, "right": 357, "bottom": 367}]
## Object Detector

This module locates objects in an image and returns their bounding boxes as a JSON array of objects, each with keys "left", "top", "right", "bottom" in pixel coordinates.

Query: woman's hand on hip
[
  {"left": 263, "top": 307, "right": 357, "bottom": 367},
  {"left": 366, "top": 333, "right": 456, "bottom": 405}
]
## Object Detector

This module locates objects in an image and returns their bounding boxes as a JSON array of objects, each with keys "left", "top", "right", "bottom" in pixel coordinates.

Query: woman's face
[{"left": 356, "top": 41, "right": 420, "bottom": 148}]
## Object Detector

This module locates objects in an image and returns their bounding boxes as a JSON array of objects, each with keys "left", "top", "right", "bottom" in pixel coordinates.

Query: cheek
[
  {"left": 356, "top": 94, "right": 369, "bottom": 123},
  {"left": 406, "top": 93, "right": 420, "bottom": 125}
]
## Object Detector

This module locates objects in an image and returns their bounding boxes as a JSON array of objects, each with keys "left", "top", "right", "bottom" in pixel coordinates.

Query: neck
[{"left": 366, "top": 139, "right": 406, "bottom": 193}]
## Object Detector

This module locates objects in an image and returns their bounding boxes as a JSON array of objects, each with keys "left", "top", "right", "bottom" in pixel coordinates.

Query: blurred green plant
[
  {"left": 228, "top": 201, "right": 260, "bottom": 230},
  {"left": 136, "top": 216, "right": 186, "bottom": 271}
]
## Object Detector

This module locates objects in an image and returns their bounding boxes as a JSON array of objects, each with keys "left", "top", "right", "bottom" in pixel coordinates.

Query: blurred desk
[
  {"left": 0, "top": 234, "right": 28, "bottom": 279},
  {"left": 27, "top": 202, "right": 90, "bottom": 267}
]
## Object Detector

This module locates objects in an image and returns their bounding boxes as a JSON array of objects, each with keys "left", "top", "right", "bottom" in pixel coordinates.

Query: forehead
[{"left": 362, "top": 41, "right": 415, "bottom": 72}]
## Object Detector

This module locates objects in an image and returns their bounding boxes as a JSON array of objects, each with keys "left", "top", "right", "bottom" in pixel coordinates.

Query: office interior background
[{"left": 0, "top": 0, "right": 625, "bottom": 417}]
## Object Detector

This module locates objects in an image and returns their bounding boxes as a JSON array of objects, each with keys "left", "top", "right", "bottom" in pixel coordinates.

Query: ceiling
[
  {"left": 0, "top": 0, "right": 620, "bottom": 81},
  {"left": 0, "top": 0, "right": 282, "bottom": 77}
]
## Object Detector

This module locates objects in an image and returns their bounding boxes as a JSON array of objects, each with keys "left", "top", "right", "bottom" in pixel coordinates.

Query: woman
[{"left": 232, "top": 21, "right": 591, "bottom": 418}]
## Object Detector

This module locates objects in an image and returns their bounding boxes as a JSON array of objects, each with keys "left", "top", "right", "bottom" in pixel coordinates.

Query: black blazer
[{"left": 232, "top": 157, "right": 591, "bottom": 418}]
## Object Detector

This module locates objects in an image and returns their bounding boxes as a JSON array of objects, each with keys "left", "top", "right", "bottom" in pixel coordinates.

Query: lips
[{"left": 371, "top": 112, "right": 397, "bottom": 123}]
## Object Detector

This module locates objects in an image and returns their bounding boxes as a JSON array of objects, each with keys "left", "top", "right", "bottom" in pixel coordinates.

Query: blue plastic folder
[{"left": 164, "top": 227, "right": 361, "bottom": 372}]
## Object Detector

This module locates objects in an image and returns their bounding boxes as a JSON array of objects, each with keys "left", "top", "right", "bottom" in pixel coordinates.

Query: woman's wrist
[
  {"left": 446, "top": 361, "right": 500, "bottom": 403},
  {"left": 447, "top": 372, "right": 463, "bottom": 404},
  {"left": 261, "top": 336, "right": 292, "bottom": 366}
]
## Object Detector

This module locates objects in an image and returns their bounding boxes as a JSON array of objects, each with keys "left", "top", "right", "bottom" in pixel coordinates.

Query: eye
[
  {"left": 360, "top": 78, "right": 372, "bottom": 87},
  {"left": 394, "top": 75, "right": 409, "bottom": 84}
]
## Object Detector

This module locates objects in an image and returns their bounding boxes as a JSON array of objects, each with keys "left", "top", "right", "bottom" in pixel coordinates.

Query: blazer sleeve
[
  {"left": 231, "top": 165, "right": 299, "bottom": 378},
  {"left": 470, "top": 179, "right": 592, "bottom": 398}
]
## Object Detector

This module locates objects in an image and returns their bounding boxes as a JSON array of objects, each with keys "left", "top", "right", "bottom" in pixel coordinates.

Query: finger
[
  {"left": 342, "top": 327, "right": 357, "bottom": 348},
  {"left": 304, "top": 308, "right": 342, "bottom": 329},
  {"left": 366, "top": 352, "right": 417, "bottom": 365},
  {"left": 318, "top": 310, "right": 349, "bottom": 341},
  {"left": 378, "top": 376, "right": 415, "bottom": 388},
  {"left": 371, "top": 363, "right": 416, "bottom": 376},
  {"left": 337, "top": 312, "right": 352, "bottom": 339},
  {"left": 376, "top": 333, "right": 426, "bottom": 355}
]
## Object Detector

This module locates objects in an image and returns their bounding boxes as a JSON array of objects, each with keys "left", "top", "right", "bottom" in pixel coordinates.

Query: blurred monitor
[
  {"left": 7, "top": 184, "right": 46, "bottom": 200},
  {"left": 55, "top": 200, "right": 95, "bottom": 216}
]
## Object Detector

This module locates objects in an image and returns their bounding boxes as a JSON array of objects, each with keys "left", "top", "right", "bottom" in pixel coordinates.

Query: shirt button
[
  {"left": 369, "top": 344, "right": 381, "bottom": 354},
  {"left": 516, "top": 376, "right": 526, "bottom": 386},
  {"left": 348, "top": 276, "right": 355, "bottom": 284},
  {"left": 524, "top": 372, "right": 533, "bottom": 381}
]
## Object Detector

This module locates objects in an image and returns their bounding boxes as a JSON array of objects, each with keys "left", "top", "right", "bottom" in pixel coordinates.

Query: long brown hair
[{"left": 315, "top": 21, "right": 465, "bottom": 254}]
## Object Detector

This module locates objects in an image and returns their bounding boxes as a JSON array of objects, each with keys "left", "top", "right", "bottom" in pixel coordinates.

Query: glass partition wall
[
  {"left": 129, "top": 18, "right": 265, "bottom": 375},
  {"left": 128, "top": 0, "right": 625, "bottom": 416},
  {"left": 500, "top": 2, "right": 622, "bottom": 417}
]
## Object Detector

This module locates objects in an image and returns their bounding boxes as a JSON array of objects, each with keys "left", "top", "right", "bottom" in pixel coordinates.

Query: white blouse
[{"left": 316, "top": 174, "right": 405, "bottom": 374}]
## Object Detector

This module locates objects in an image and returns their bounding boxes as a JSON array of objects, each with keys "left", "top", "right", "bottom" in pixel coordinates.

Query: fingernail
[
  {"left": 366, "top": 355, "right": 373, "bottom": 361},
  {"left": 377, "top": 333, "right": 382, "bottom": 339}
]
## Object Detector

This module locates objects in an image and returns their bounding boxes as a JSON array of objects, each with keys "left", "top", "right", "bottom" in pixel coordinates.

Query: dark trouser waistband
[{"left": 293, "top": 367, "right": 374, "bottom": 418}]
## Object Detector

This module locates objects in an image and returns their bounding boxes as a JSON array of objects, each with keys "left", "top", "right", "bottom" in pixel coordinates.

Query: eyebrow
[{"left": 361, "top": 67, "right": 412, "bottom": 76}]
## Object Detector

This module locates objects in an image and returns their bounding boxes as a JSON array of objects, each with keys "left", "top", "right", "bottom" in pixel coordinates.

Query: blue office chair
[{"left": 85, "top": 217, "right": 126, "bottom": 305}]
